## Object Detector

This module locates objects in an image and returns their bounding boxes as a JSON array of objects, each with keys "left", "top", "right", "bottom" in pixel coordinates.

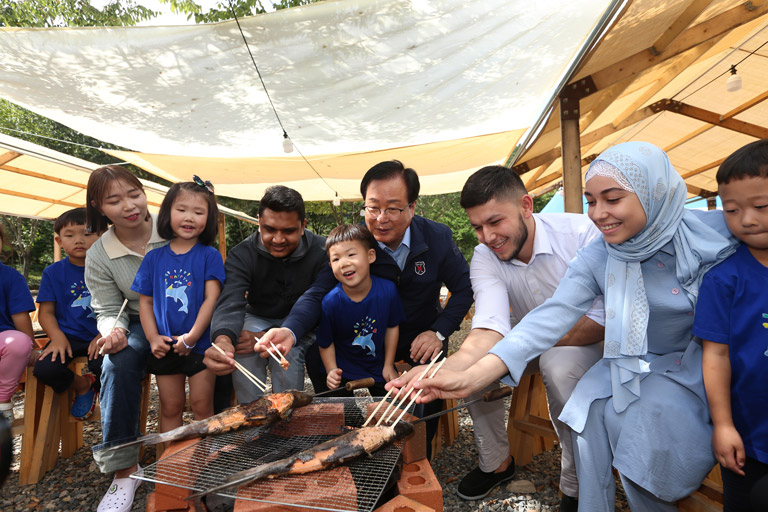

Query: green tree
[
  {"left": 160, "top": 0, "right": 316, "bottom": 23},
  {"left": 0, "top": 0, "right": 158, "bottom": 278}
]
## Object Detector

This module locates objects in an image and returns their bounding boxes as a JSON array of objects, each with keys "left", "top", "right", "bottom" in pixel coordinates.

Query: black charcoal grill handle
[{"left": 411, "top": 385, "right": 513, "bottom": 424}]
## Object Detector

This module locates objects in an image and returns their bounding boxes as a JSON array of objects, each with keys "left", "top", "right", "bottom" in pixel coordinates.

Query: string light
[
  {"left": 282, "top": 131, "right": 294, "bottom": 153},
  {"left": 726, "top": 64, "right": 742, "bottom": 92}
]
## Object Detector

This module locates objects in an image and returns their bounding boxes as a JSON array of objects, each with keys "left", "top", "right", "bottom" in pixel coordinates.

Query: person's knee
[
  {"left": 161, "top": 397, "right": 185, "bottom": 419},
  {"left": 4, "top": 331, "right": 33, "bottom": 357}
]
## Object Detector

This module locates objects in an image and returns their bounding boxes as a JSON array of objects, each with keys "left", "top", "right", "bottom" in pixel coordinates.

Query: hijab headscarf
[{"left": 585, "top": 141, "right": 737, "bottom": 412}]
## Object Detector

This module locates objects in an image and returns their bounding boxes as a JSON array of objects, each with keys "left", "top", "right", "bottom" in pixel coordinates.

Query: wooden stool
[
  {"left": 18, "top": 357, "right": 152, "bottom": 485},
  {"left": 506, "top": 372, "right": 557, "bottom": 466},
  {"left": 677, "top": 466, "right": 723, "bottom": 511},
  {"left": 429, "top": 397, "right": 459, "bottom": 459}
]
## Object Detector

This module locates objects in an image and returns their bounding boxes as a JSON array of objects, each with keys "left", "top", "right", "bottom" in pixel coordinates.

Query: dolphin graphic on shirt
[
  {"left": 166, "top": 285, "right": 189, "bottom": 313},
  {"left": 352, "top": 333, "right": 376, "bottom": 357},
  {"left": 71, "top": 294, "right": 96, "bottom": 318}
]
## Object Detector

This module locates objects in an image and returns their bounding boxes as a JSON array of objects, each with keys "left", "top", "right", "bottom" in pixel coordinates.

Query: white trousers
[{"left": 467, "top": 343, "right": 603, "bottom": 497}]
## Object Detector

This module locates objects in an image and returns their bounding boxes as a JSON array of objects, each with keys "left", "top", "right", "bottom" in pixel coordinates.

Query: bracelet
[{"left": 181, "top": 334, "right": 196, "bottom": 350}]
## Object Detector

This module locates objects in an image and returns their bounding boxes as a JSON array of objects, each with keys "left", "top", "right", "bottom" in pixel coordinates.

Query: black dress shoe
[
  {"left": 560, "top": 493, "right": 578, "bottom": 512},
  {"left": 456, "top": 458, "right": 516, "bottom": 500}
]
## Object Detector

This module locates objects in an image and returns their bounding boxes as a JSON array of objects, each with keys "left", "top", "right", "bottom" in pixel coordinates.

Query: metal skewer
[
  {"left": 99, "top": 298, "right": 128, "bottom": 356},
  {"left": 211, "top": 343, "right": 267, "bottom": 392}
]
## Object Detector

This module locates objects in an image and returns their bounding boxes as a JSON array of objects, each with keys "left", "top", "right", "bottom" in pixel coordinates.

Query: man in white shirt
[{"left": 393, "top": 166, "right": 604, "bottom": 511}]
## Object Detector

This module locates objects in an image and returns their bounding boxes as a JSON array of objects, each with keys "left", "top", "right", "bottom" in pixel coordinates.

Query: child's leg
[
  {"left": 188, "top": 368, "right": 215, "bottom": 421},
  {"left": 33, "top": 340, "right": 77, "bottom": 393},
  {"left": 722, "top": 456, "right": 768, "bottom": 512},
  {"left": 156, "top": 374, "right": 187, "bottom": 434},
  {"left": 0, "top": 330, "right": 33, "bottom": 402}
]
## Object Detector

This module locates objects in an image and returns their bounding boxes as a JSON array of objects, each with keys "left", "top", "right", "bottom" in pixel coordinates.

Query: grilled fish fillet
[
  {"left": 98, "top": 390, "right": 313, "bottom": 452},
  {"left": 190, "top": 421, "right": 414, "bottom": 499}
]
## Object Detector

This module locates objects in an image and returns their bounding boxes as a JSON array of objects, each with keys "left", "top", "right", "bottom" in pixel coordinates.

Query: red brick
[
  {"left": 365, "top": 402, "right": 427, "bottom": 463},
  {"left": 153, "top": 437, "right": 202, "bottom": 510},
  {"left": 272, "top": 403, "right": 345, "bottom": 437},
  {"left": 374, "top": 494, "right": 436, "bottom": 512},
  {"left": 233, "top": 466, "right": 357, "bottom": 511},
  {"left": 396, "top": 458, "right": 442, "bottom": 512}
]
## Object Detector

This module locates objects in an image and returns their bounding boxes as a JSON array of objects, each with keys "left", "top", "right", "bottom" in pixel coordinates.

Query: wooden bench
[
  {"left": 506, "top": 372, "right": 725, "bottom": 510},
  {"left": 17, "top": 357, "right": 151, "bottom": 485}
]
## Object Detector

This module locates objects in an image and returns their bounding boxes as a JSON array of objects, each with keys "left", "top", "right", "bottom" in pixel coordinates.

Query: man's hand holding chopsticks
[{"left": 203, "top": 336, "right": 237, "bottom": 375}]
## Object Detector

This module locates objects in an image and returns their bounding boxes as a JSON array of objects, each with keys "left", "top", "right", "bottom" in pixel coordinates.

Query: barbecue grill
[{"left": 136, "top": 396, "right": 410, "bottom": 512}]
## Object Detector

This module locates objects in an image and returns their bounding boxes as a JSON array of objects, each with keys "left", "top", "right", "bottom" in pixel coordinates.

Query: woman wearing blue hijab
[{"left": 413, "top": 142, "right": 738, "bottom": 510}]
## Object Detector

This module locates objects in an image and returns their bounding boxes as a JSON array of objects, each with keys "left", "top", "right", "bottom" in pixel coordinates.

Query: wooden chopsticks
[{"left": 211, "top": 343, "right": 267, "bottom": 392}]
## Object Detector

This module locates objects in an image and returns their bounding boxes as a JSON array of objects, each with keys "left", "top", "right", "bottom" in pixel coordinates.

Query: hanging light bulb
[
  {"left": 282, "top": 131, "right": 294, "bottom": 153},
  {"left": 726, "top": 64, "right": 742, "bottom": 92},
  {"left": 333, "top": 194, "right": 340, "bottom": 207}
]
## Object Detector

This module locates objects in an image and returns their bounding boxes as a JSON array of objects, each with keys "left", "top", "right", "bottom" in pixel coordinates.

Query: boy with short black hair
[
  {"left": 33, "top": 207, "right": 103, "bottom": 420},
  {"left": 694, "top": 139, "right": 768, "bottom": 512},
  {"left": 316, "top": 224, "right": 405, "bottom": 396}
]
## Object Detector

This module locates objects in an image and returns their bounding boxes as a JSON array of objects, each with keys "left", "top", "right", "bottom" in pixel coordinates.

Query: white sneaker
[{"left": 97, "top": 466, "right": 142, "bottom": 512}]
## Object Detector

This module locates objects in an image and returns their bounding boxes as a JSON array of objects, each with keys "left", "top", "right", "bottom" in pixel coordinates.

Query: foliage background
[{"left": 0, "top": 0, "right": 553, "bottom": 287}]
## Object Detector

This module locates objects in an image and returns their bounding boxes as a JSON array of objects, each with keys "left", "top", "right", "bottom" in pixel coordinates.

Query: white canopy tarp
[{"left": 0, "top": 0, "right": 616, "bottom": 201}]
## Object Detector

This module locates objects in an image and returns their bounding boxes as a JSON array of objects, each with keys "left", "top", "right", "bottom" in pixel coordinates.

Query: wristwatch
[{"left": 435, "top": 331, "right": 445, "bottom": 342}]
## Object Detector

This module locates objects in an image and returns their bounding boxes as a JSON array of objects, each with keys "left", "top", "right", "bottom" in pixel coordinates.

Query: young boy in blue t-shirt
[
  {"left": 316, "top": 224, "right": 405, "bottom": 397},
  {"left": 33, "top": 208, "right": 103, "bottom": 420},
  {"left": 693, "top": 139, "right": 768, "bottom": 512}
]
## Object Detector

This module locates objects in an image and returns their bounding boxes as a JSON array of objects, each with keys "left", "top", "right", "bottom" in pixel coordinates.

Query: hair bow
[{"left": 193, "top": 175, "right": 214, "bottom": 194}]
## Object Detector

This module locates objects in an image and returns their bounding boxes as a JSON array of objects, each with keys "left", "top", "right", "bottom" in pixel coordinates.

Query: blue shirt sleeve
[
  {"left": 204, "top": 247, "right": 226, "bottom": 284},
  {"left": 37, "top": 264, "right": 56, "bottom": 303},
  {"left": 6, "top": 266, "right": 35, "bottom": 315},
  {"left": 316, "top": 291, "right": 337, "bottom": 349},
  {"left": 131, "top": 252, "right": 154, "bottom": 296},
  {"left": 692, "top": 267, "right": 732, "bottom": 344}
]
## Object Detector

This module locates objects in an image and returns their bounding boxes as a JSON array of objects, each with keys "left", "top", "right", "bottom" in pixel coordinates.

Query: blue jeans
[
  {"left": 92, "top": 320, "right": 149, "bottom": 473},
  {"left": 233, "top": 314, "right": 311, "bottom": 404}
]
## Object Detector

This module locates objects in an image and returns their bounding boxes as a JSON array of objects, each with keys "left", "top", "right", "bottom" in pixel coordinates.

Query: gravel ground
[{"left": 1, "top": 319, "right": 629, "bottom": 511}]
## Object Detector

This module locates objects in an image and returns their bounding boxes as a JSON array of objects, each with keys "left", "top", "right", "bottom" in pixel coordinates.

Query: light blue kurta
[{"left": 489, "top": 209, "right": 734, "bottom": 502}]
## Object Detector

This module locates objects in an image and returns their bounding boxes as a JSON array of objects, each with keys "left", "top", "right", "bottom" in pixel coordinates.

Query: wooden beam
[
  {"left": 560, "top": 96, "right": 584, "bottom": 213},
  {"left": 687, "top": 182, "right": 717, "bottom": 197},
  {"left": 217, "top": 213, "right": 227, "bottom": 262},
  {"left": 0, "top": 163, "right": 88, "bottom": 189},
  {"left": 0, "top": 150, "right": 22, "bottom": 166},
  {"left": 524, "top": 161, "right": 552, "bottom": 189},
  {"left": 0, "top": 187, "right": 81, "bottom": 207},
  {"left": 680, "top": 158, "right": 725, "bottom": 180},
  {"left": 721, "top": 89, "right": 768, "bottom": 120},
  {"left": 651, "top": 0, "right": 715, "bottom": 54},
  {"left": 652, "top": 99, "right": 768, "bottom": 139},
  {"left": 584, "top": 2, "right": 768, "bottom": 93}
]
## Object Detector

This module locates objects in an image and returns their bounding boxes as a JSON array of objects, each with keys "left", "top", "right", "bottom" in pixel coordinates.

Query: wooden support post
[
  {"left": 53, "top": 235, "right": 61, "bottom": 262},
  {"left": 217, "top": 213, "right": 226, "bottom": 262},
  {"left": 560, "top": 95, "right": 584, "bottom": 213},
  {"left": 707, "top": 197, "right": 717, "bottom": 211}
]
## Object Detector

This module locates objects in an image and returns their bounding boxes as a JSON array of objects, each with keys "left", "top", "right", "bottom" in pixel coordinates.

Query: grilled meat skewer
[
  {"left": 188, "top": 422, "right": 413, "bottom": 499},
  {"left": 189, "top": 386, "right": 513, "bottom": 499},
  {"left": 98, "top": 390, "right": 313, "bottom": 453}
]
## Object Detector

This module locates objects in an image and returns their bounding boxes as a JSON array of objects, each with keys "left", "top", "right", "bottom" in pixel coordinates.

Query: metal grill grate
[{"left": 136, "top": 396, "right": 408, "bottom": 512}]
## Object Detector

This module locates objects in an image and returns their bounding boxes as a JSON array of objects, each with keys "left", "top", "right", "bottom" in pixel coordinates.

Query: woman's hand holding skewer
[{"left": 414, "top": 353, "right": 508, "bottom": 402}]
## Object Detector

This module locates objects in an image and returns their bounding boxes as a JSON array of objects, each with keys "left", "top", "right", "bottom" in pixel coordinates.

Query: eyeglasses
[
  {"left": 193, "top": 175, "right": 215, "bottom": 194},
  {"left": 360, "top": 203, "right": 413, "bottom": 219}
]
